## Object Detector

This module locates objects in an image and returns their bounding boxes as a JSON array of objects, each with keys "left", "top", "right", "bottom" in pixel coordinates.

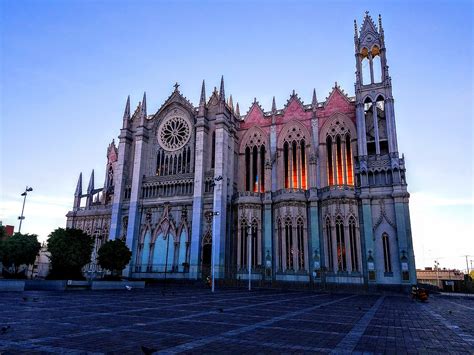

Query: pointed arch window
[
  {"left": 376, "top": 95, "right": 388, "bottom": 155},
  {"left": 285, "top": 218, "right": 293, "bottom": 270},
  {"left": 325, "top": 218, "right": 333, "bottom": 270},
  {"left": 336, "top": 136, "right": 343, "bottom": 185},
  {"left": 260, "top": 145, "right": 266, "bottom": 192},
  {"left": 349, "top": 217, "right": 359, "bottom": 271},
  {"left": 345, "top": 134, "right": 354, "bottom": 185},
  {"left": 284, "top": 142, "right": 290, "bottom": 188},
  {"left": 211, "top": 131, "right": 216, "bottom": 169},
  {"left": 240, "top": 220, "right": 248, "bottom": 268},
  {"left": 361, "top": 47, "right": 370, "bottom": 85},
  {"left": 300, "top": 140, "right": 306, "bottom": 189},
  {"left": 252, "top": 146, "right": 258, "bottom": 192},
  {"left": 245, "top": 147, "right": 251, "bottom": 191},
  {"left": 297, "top": 218, "right": 305, "bottom": 270},
  {"left": 326, "top": 136, "right": 334, "bottom": 186},
  {"left": 382, "top": 233, "right": 392, "bottom": 273},
  {"left": 372, "top": 46, "right": 382, "bottom": 83},
  {"left": 335, "top": 217, "right": 346, "bottom": 271}
]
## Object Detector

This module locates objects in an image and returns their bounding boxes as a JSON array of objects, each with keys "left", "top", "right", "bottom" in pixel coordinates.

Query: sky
[{"left": 1, "top": 0, "right": 473, "bottom": 272}]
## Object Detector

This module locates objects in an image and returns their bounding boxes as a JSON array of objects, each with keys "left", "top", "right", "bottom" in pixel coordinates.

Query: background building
[{"left": 66, "top": 13, "right": 416, "bottom": 288}]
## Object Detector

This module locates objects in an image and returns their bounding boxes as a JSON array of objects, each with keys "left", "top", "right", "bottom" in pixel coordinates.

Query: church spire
[
  {"left": 140, "top": 92, "right": 147, "bottom": 125},
  {"left": 87, "top": 170, "right": 95, "bottom": 193},
  {"left": 122, "top": 95, "right": 130, "bottom": 128},
  {"left": 199, "top": 80, "right": 206, "bottom": 106},
  {"left": 312, "top": 89, "right": 318, "bottom": 109},
  {"left": 219, "top": 75, "right": 225, "bottom": 102},
  {"left": 75, "top": 172, "right": 82, "bottom": 196},
  {"left": 235, "top": 102, "right": 240, "bottom": 117}
]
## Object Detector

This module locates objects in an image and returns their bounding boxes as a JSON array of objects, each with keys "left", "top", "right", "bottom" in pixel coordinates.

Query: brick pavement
[{"left": 0, "top": 286, "right": 472, "bottom": 354}]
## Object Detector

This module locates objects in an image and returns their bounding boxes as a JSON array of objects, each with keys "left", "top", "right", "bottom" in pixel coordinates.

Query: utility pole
[{"left": 18, "top": 186, "right": 33, "bottom": 233}]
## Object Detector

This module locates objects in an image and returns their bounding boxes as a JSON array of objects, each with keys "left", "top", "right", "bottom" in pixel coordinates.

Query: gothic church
[{"left": 67, "top": 13, "right": 416, "bottom": 288}]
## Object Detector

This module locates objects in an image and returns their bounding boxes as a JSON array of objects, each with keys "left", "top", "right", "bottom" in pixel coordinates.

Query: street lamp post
[
  {"left": 18, "top": 186, "right": 33, "bottom": 233},
  {"left": 435, "top": 260, "right": 440, "bottom": 289},
  {"left": 210, "top": 175, "right": 223, "bottom": 294}
]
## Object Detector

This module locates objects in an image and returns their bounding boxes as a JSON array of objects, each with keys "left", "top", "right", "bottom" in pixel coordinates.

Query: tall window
[
  {"left": 326, "top": 136, "right": 334, "bottom": 185},
  {"left": 345, "top": 134, "right": 354, "bottom": 185},
  {"left": 326, "top": 218, "right": 333, "bottom": 270},
  {"left": 336, "top": 136, "right": 343, "bottom": 185},
  {"left": 252, "top": 146, "right": 258, "bottom": 192},
  {"left": 260, "top": 146, "right": 266, "bottom": 192},
  {"left": 277, "top": 219, "right": 283, "bottom": 270},
  {"left": 372, "top": 46, "right": 382, "bottom": 83},
  {"left": 251, "top": 220, "right": 258, "bottom": 267},
  {"left": 211, "top": 131, "right": 216, "bottom": 168},
  {"left": 240, "top": 220, "right": 248, "bottom": 268},
  {"left": 301, "top": 140, "right": 306, "bottom": 189},
  {"left": 297, "top": 218, "right": 305, "bottom": 270},
  {"left": 349, "top": 217, "right": 358, "bottom": 271},
  {"left": 376, "top": 95, "right": 388, "bottom": 155},
  {"left": 335, "top": 217, "right": 346, "bottom": 271},
  {"left": 382, "top": 233, "right": 392, "bottom": 272},
  {"left": 361, "top": 47, "right": 370, "bottom": 85},
  {"left": 245, "top": 147, "right": 251, "bottom": 191},
  {"left": 285, "top": 218, "right": 293, "bottom": 270},
  {"left": 284, "top": 142, "right": 290, "bottom": 188}
]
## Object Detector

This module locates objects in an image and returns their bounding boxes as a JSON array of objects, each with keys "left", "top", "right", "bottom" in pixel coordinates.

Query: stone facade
[{"left": 66, "top": 13, "right": 416, "bottom": 287}]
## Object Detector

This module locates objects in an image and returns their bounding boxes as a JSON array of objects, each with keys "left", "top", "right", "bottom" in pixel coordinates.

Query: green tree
[
  {"left": 1, "top": 233, "right": 41, "bottom": 277},
  {"left": 47, "top": 228, "right": 94, "bottom": 280},
  {"left": 97, "top": 239, "right": 132, "bottom": 279}
]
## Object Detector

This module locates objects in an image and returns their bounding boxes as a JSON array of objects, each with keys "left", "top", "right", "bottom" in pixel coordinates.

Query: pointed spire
[
  {"left": 75, "top": 172, "right": 82, "bottom": 196},
  {"left": 354, "top": 19, "right": 358, "bottom": 39},
  {"left": 199, "top": 80, "right": 206, "bottom": 106},
  {"left": 235, "top": 102, "right": 240, "bottom": 117},
  {"left": 271, "top": 96, "right": 277, "bottom": 114},
  {"left": 87, "top": 170, "right": 95, "bottom": 193},
  {"left": 229, "top": 94, "right": 234, "bottom": 111},
  {"left": 312, "top": 89, "right": 318, "bottom": 108},
  {"left": 123, "top": 95, "right": 130, "bottom": 120},
  {"left": 140, "top": 92, "right": 147, "bottom": 125},
  {"left": 219, "top": 75, "right": 225, "bottom": 102}
]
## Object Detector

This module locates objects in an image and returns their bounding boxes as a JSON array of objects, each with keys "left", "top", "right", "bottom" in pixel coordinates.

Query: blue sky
[{"left": 1, "top": 0, "right": 473, "bottom": 271}]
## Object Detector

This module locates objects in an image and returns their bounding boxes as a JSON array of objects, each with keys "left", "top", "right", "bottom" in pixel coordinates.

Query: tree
[
  {"left": 97, "top": 239, "right": 132, "bottom": 279},
  {"left": 1, "top": 233, "right": 41, "bottom": 278},
  {"left": 47, "top": 228, "right": 94, "bottom": 280}
]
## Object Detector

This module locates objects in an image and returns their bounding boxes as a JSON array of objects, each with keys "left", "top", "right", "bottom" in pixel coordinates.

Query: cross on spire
[{"left": 174, "top": 82, "right": 180, "bottom": 91}]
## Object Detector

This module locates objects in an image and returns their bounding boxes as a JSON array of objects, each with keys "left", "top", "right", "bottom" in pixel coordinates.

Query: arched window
[
  {"left": 240, "top": 220, "right": 248, "bottom": 269},
  {"left": 284, "top": 142, "right": 290, "bottom": 188},
  {"left": 345, "top": 134, "right": 354, "bottom": 185},
  {"left": 372, "top": 46, "right": 382, "bottom": 83},
  {"left": 300, "top": 140, "right": 306, "bottom": 189},
  {"left": 245, "top": 147, "right": 251, "bottom": 191},
  {"left": 326, "top": 136, "right": 334, "bottom": 186},
  {"left": 365, "top": 98, "right": 376, "bottom": 155},
  {"left": 260, "top": 145, "right": 266, "bottom": 192},
  {"left": 297, "top": 218, "right": 305, "bottom": 270},
  {"left": 251, "top": 219, "right": 258, "bottom": 267},
  {"left": 349, "top": 217, "right": 358, "bottom": 271},
  {"left": 252, "top": 146, "right": 258, "bottom": 192},
  {"left": 156, "top": 151, "right": 162, "bottom": 176},
  {"left": 285, "top": 218, "right": 293, "bottom": 270},
  {"left": 361, "top": 48, "right": 370, "bottom": 85},
  {"left": 326, "top": 218, "right": 333, "bottom": 270},
  {"left": 335, "top": 217, "right": 346, "bottom": 271},
  {"left": 336, "top": 136, "right": 343, "bottom": 185},
  {"left": 376, "top": 95, "right": 388, "bottom": 155},
  {"left": 211, "top": 131, "right": 216, "bottom": 169},
  {"left": 277, "top": 219, "right": 283, "bottom": 270},
  {"left": 292, "top": 141, "right": 298, "bottom": 188},
  {"left": 382, "top": 233, "right": 392, "bottom": 273}
]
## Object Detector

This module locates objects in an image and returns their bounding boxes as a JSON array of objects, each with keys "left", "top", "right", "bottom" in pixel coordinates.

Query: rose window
[{"left": 158, "top": 116, "right": 191, "bottom": 151}]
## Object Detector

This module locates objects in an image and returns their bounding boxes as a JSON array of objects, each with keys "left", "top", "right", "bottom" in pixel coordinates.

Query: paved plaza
[{"left": 0, "top": 286, "right": 473, "bottom": 354}]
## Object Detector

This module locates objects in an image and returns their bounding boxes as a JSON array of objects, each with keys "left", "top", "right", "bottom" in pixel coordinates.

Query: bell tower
[{"left": 354, "top": 12, "right": 398, "bottom": 160}]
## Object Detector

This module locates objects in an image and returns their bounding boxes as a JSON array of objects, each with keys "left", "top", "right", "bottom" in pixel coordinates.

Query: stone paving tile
[{"left": 0, "top": 287, "right": 473, "bottom": 354}]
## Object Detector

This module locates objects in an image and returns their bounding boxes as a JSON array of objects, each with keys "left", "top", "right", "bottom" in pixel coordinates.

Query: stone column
[
  {"left": 270, "top": 124, "right": 277, "bottom": 192},
  {"left": 384, "top": 98, "right": 398, "bottom": 154},
  {"left": 124, "top": 125, "right": 148, "bottom": 277},
  {"left": 190, "top": 117, "right": 207, "bottom": 279}
]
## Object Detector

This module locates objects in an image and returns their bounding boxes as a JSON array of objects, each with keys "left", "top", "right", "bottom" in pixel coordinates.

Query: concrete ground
[{"left": 0, "top": 286, "right": 473, "bottom": 354}]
